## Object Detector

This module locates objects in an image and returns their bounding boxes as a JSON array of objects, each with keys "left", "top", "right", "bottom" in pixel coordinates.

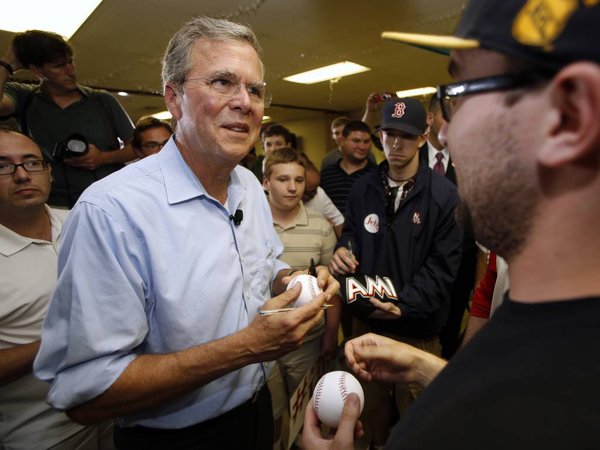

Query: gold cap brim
[{"left": 381, "top": 31, "right": 480, "bottom": 50}]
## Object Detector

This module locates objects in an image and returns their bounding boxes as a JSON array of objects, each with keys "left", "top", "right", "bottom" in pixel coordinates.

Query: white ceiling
[{"left": 1, "top": 0, "right": 465, "bottom": 123}]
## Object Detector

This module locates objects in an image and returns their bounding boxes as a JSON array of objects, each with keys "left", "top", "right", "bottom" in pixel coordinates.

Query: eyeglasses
[
  {"left": 437, "top": 72, "right": 551, "bottom": 122},
  {"left": 140, "top": 139, "right": 170, "bottom": 151},
  {"left": 0, "top": 159, "right": 48, "bottom": 176},
  {"left": 184, "top": 76, "right": 272, "bottom": 107}
]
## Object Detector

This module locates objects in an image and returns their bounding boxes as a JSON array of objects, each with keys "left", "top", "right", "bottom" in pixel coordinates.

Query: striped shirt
[
  {"left": 273, "top": 203, "right": 337, "bottom": 340},
  {"left": 273, "top": 203, "right": 337, "bottom": 270},
  {"left": 320, "top": 160, "right": 377, "bottom": 215}
]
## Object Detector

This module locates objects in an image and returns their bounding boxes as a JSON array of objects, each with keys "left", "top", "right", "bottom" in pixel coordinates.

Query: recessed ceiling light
[
  {"left": 284, "top": 61, "right": 370, "bottom": 85},
  {"left": 395, "top": 87, "right": 437, "bottom": 98},
  {"left": 262, "top": 116, "right": 271, "bottom": 122},
  {"left": 0, "top": 0, "right": 103, "bottom": 38}
]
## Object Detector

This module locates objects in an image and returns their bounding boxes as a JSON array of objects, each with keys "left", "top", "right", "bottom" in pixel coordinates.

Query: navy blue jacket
[{"left": 340, "top": 161, "right": 462, "bottom": 338}]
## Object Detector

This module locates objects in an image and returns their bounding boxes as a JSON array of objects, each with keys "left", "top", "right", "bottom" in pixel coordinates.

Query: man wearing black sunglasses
[{"left": 304, "top": 0, "right": 600, "bottom": 448}]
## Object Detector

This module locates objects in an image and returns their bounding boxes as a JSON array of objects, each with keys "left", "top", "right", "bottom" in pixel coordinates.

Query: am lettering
[{"left": 346, "top": 276, "right": 398, "bottom": 303}]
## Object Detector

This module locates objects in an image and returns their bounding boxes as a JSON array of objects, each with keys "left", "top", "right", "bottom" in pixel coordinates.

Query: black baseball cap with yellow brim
[{"left": 382, "top": 0, "right": 600, "bottom": 72}]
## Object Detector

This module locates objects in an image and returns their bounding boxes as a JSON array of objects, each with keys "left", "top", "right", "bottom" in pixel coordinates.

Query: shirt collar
[
  {"left": 427, "top": 141, "right": 449, "bottom": 162},
  {"left": 273, "top": 202, "right": 308, "bottom": 230},
  {"left": 157, "top": 137, "right": 246, "bottom": 211},
  {"left": 0, "top": 205, "right": 62, "bottom": 256}
]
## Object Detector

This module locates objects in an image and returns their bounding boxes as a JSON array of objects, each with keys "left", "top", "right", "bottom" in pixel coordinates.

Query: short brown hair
[
  {"left": 132, "top": 116, "right": 173, "bottom": 148},
  {"left": 13, "top": 30, "right": 73, "bottom": 68},
  {"left": 263, "top": 147, "right": 305, "bottom": 179}
]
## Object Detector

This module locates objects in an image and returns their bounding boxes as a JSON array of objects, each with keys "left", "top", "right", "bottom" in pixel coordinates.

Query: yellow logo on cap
[{"left": 512, "top": 0, "right": 580, "bottom": 50}]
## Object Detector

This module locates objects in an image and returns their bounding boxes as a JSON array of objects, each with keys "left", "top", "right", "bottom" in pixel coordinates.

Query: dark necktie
[{"left": 433, "top": 152, "right": 445, "bottom": 175}]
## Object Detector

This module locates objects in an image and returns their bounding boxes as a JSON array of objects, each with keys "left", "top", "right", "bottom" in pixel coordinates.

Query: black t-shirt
[{"left": 388, "top": 296, "right": 600, "bottom": 449}]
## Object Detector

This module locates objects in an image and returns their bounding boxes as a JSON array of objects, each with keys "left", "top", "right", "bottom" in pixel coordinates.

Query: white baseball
[
  {"left": 312, "top": 370, "right": 364, "bottom": 428},
  {"left": 287, "top": 274, "right": 323, "bottom": 307}
]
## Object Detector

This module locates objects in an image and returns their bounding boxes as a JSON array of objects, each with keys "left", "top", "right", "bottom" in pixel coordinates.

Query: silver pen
[
  {"left": 259, "top": 304, "right": 334, "bottom": 316},
  {"left": 347, "top": 241, "right": 354, "bottom": 260}
]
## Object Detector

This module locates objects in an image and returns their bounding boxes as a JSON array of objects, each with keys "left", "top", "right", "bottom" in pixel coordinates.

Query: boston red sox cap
[
  {"left": 380, "top": 98, "right": 427, "bottom": 136},
  {"left": 381, "top": 0, "right": 600, "bottom": 72}
]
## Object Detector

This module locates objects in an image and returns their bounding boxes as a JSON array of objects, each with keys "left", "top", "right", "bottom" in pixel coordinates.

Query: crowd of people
[{"left": 1, "top": 0, "right": 600, "bottom": 449}]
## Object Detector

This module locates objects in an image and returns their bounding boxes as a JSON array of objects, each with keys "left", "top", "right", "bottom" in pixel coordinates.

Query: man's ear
[
  {"left": 29, "top": 65, "right": 46, "bottom": 81},
  {"left": 426, "top": 111, "right": 433, "bottom": 127},
  {"left": 538, "top": 62, "right": 600, "bottom": 168},
  {"left": 418, "top": 132, "right": 428, "bottom": 148},
  {"left": 163, "top": 83, "right": 183, "bottom": 122}
]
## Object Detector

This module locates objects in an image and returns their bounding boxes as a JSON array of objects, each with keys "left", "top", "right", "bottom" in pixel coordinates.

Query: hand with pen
[
  {"left": 244, "top": 259, "right": 339, "bottom": 361},
  {"left": 329, "top": 241, "right": 359, "bottom": 276}
]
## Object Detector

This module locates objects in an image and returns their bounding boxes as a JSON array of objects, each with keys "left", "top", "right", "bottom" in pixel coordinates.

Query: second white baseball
[
  {"left": 287, "top": 274, "right": 323, "bottom": 307},
  {"left": 312, "top": 370, "right": 364, "bottom": 428}
]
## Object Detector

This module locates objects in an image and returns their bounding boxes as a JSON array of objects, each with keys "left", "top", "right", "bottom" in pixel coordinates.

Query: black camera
[{"left": 53, "top": 133, "right": 89, "bottom": 160}]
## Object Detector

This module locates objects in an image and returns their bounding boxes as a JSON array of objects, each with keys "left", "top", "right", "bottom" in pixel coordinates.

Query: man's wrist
[
  {"left": 0, "top": 60, "right": 14, "bottom": 76},
  {"left": 414, "top": 351, "right": 447, "bottom": 389}
]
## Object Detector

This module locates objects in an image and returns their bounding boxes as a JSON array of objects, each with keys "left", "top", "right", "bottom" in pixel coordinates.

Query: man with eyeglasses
[
  {"left": 33, "top": 17, "right": 338, "bottom": 450},
  {"left": 0, "top": 128, "right": 114, "bottom": 449},
  {"left": 328, "top": 98, "right": 462, "bottom": 449},
  {"left": 131, "top": 116, "right": 173, "bottom": 159},
  {"left": 303, "top": 1, "right": 600, "bottom": 449}
]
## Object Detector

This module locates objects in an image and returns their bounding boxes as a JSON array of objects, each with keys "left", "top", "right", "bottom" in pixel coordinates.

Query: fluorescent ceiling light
[
  {"left": 0, "top": 0, "right": 103, "bottom": 38},
  {"left": 151, "top": 111, "right": 172, "bottom": 120},
  {"left": 395, "top": 86, "right": 437, "bottom": 98},
  {"left": 284, "top": 61, "right": 370, "bottom": 85},
  {"left": 117, "top": 92, "right": 129, "bottom": 97}
]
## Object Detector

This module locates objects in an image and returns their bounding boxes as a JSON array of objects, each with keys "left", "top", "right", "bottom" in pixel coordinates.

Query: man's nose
[
  {"left": 13, "top": 165, "right": 31, "bottom": 182},
  {"left": 230, "top": 84, "right": 253, "bottom": 112}
]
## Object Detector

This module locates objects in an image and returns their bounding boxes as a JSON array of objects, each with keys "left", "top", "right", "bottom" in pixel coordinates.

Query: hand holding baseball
[
  {"left": 287, "top": 274, "right": 323, "bottom": 306},
  {"left": 302, "top": 393, "right": 363, "bottom": 450},
  {"left": 312, "top": 371, "right": 364, "bottom": 428},
  {"left": 280, "top": 265, "right": 339, "bottom": 301}
]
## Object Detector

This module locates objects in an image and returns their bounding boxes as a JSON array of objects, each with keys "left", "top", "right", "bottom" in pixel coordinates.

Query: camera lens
[{"left": 66, "top": 137, "right": 87, "bottom": 154}]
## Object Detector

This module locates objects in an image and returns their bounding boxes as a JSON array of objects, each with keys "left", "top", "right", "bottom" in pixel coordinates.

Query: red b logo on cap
[{"left": 392, "top": 102, "right": 405, "bottom": 118}]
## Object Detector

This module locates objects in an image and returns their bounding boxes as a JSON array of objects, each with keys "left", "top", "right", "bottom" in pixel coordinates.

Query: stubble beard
[{"left": 454, "top": 114, "right": 539, "bottom": 262}]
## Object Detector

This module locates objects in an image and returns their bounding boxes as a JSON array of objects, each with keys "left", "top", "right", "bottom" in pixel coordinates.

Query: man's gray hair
[{"left": 162, "top": 17, "right": 261, "bottom": 91}]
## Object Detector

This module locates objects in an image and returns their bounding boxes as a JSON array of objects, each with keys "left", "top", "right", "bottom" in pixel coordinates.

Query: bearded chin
[{"left": 455, "top": 199, "right": 533, "bottom": 262}]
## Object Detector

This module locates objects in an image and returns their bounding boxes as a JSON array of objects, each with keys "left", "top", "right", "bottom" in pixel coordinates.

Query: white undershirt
[{"left": 388, "top": 177, "right": 410, "bottom": 212}]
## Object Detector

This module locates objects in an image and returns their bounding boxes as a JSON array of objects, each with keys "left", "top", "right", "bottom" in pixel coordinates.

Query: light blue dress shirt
[{"left": 34, "top": 138, "right": 288, "bottom": 429}]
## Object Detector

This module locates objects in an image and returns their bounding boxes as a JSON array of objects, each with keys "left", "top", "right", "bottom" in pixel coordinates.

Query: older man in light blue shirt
[
  {"left": 34, "top": 17, "right": 338, "bottom": 450},
  {"left": 36, "top": 139, "right": 287, "bottom": 427}
]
